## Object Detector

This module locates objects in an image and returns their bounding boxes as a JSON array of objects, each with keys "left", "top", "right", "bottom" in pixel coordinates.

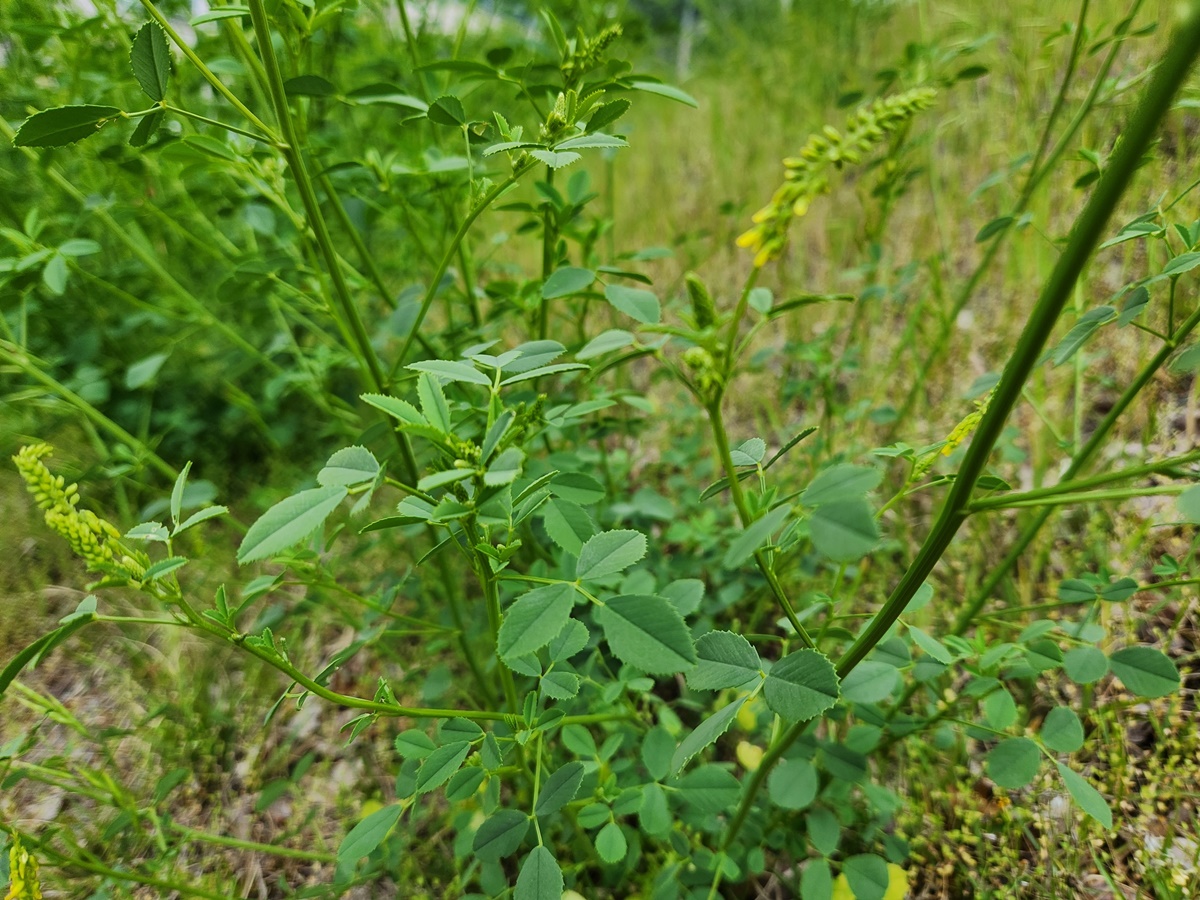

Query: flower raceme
[
  {"left": 737, "top": 87, "right": 937, "bottom": 266},
  {"left": 4, "top": 837, "right": 42, "bottom": 900},
  {"left": 12, "top": 444, "right": 147, "bottom": 581}
]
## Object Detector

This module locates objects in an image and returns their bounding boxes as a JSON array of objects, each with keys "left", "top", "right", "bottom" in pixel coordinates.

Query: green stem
[
  {"left": 706, "top": 400, "right": 814, "bottom": 648},
  {"left": 164, "top": 104, "right": 279, "bottom": 145},
  {"left": 968, "top": 449, "right": 1200, "bottom": 512},
  {"left": 393, "top": 163, "right": 534, "bottom": 371},
  {"left": 246, "top": 0, "right": 388, "bottom": 393},
  {"left": 167, "top": 822, "right": 337, "bottom": 862},
  {"left": 973, "top": 484, "right": 1187, "bottom": 510}
]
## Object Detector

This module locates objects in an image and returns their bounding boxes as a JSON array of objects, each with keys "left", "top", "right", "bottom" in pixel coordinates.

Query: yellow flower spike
[
  {"left": 5, "top": 836, "right": 44, "bottom": 900},
  {"left": 736, "top": 88, "right": 936, "bottom": 266},
  {"left": 13, "top": 444, "right": 141, "bottom": 580}
]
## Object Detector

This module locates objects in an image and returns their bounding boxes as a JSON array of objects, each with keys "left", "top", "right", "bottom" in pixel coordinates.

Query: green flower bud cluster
[
  {"left": 13, "top": 444, "right": 146, "bottom": 580},
  {"left": 738, "top": 88, "right": 937, "bottom": 267},
  {"left": 562, "top": 24, "right": 623, "bottom": 83},
  {"left": 683, "top": 346, "right": 723, "bottom": 404}
]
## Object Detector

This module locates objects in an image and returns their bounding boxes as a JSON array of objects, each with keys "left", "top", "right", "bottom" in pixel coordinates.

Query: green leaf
[
  {"left": 536, "top": 761, "right": 584, "bottom": 816},
  {"left": 129, "top": 108, "right": 163, "bottom": 147},
  {"left": 628, "top": 79, "right": 699, "bottom": 108},
  {"left": 587, "top": 98, "right": 632, "bottom": 132},
  {"left": 514, "top": 846, "right": 563, "bottom": 900},
  {"left": 722, "top": 504, "right": 792, "bottom": 568},
  {"left": 908, "top": 626, "right": 955, "bottom": 664},
  {"left": 843, "top": 854, "right": 890, "bottom": 900},
  {"left": 407, "top": 359, "right": 490, "bottom": 385},
  {"left": 1178, "top": 484, "right": 1200, "bottom": 521},
  {"left": 190, "top": 6, "right": 250, "bottom": 24},
  {"left": 604, "top": 284, "right": 661, "bottom": 324},
  {"left": 975, "top": 215, "right": 1014, "bottom": 243},
  {"left": 499, "top": 362, "right": 587, "bottom": 386},
  {"left": 801, "top": 859, "right": 833, "bottom": 900},
  {"left": 670, "top": 695, "right": 746, "bottom": 774},
  {"left": 986, "top": 737, "right": 1041, "bottom": 789},
  {"left": 550, "top": 472, "right": 606, "bottom": 505},
  {"left": 336, "top": 804, "right": 401, "bottom": 868},
  {"left": 484, "top": 447, "right": 524, "bottom": 486},
  {"left": 170, "top": 461, "right": 191, "bottom": 527},
  {"left": 16, "top": 105, "right": 123, "bottom": 148},
  {"left": 415, "top": 741, "right": 471, "bottom": 794},
  {"left": 1108, "top": 646, "right": 1180, "bottom": 697},
  {"left": 674, "top": 765, "right": 740, "bottom": 812},
  {"left": 394, "top": 730, "right": 436, "bottom": 759},
  {"left": 802, "top": 464, "right": 882, "bottom": 506},
  {"left": 555, "top": 133, "right": 628, "bottom": 151},
  {"left": 361, "top": 393, "right": 426, "bottom": 427},
  {"left": 641, "top": 727, "right": 675, "bottom": 780},
  {"left": 579, "top": 329, "right": 635, "bottom": 359},
  {"left": 1041, "top": 707, "right": 1084, "bottom": 753},
  {"left": 730, "top": 438, "right": 766, "bottom": 465},
  {"left": 661, "top": 579, "right": 705, "bottom": 616},
  {"left": 1171, "top": 343, "right": 1200, "bottom": 375},
  {"left": 1051, "top": 306, "right": 1116, "bottom": 366},
  {"left": 806, "top": 808, "right": 841, "bottom": 856},
  {"left": 541, "top": 498, "right": 596, "bottom": 556},
  {"left": 983, "top": 689, "right": 1017, "bottom": 731},
  {"left": 130, "top": 22, "right": 170, "bottom": 101},
  {"left": 767, "top": 757, "right": 818, "bottom": 810},
  {"left": 237, "top": 486, "right": 347, "bottom": 564},
  {"left": 594, "top": 822, "right": 627, "bottom": 864},
  {"left": 597, "top": 594, "right": 697, "bottom": 675},
  {"left": 540, "top": 670, "right": 580, "bottom": 700},
  {"left": 318, "top": 446, "right": 380, "bottom": 488},
  {"left": 840, "top": 660, "right": 899, "bottom": 704},
  {"left": 576, "top": 529, "right": 646, "bottom": 580},
  {"left": 638, "top": 783, "right": 671, "bottom": 835},
  {"left": 530, "top": 149, "right": 581, "bottom": 169},
  {"left": 687, "top": 631, "right": 762, "bottom": 690},
  {"left": 542, "top": 267, "right": 595, "bottom": 299},
  {"left": 417, "top": 373, "right": 452, "bottom": 432},
  {"left": 284, "top": 75, "right": 336, "bottom": 97},
  {"left": 445, "top": 766, "right": 486, "bottom": 802},
  {"left": 473, "top": 809, "right": 530, "bottom": 861},
  {"left": 1098, "top": 577, "right": 1139, "bottom": 602},
  {"left": 125, "top": 352, "right": 168, "bottom": 391},
  {"left": 1055, "top": 762, "right": 1112, "bottom": 828},
  {"left": 498, "top": 584, "right": 576, "bottom": 662},
  {"left": 427, "top": 94, "right": 465, "bottom": 126},
  {"left": 763, "top": 649, "right": 840, "bottom": 721},
  {"left": 1161, "top": 250, "right": 1200, "bottom": 278},
  {"left": 1063, "top": 646, "right": 1108, "bottom": 684},
  {"left": 143, "top": 556, "right": 187, "bottom": 581},
  {"left": 549, "top": 620, "right": 588, "bottom": 662},
  {"left": 809, "top": 499, "right": 879, "bottom": 561}
]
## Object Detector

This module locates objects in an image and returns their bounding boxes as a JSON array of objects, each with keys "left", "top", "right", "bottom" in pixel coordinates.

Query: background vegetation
[{"left": 2, "top": 0, "right": 1199, "bottom": 898}]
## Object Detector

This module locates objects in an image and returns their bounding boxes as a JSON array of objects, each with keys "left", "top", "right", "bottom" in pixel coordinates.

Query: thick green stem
[{"left": 246, "top": 0, "right": 388, "bottom": 392}]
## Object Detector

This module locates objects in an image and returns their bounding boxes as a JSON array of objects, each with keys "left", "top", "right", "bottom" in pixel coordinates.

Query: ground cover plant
[{"left": 2, "top": 0, "right": 1200, "bottom": 897}]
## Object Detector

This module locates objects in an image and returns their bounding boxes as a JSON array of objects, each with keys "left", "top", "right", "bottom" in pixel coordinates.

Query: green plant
[{"left": 4, "top": 2, "right": 1200, "bottom": 899}]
